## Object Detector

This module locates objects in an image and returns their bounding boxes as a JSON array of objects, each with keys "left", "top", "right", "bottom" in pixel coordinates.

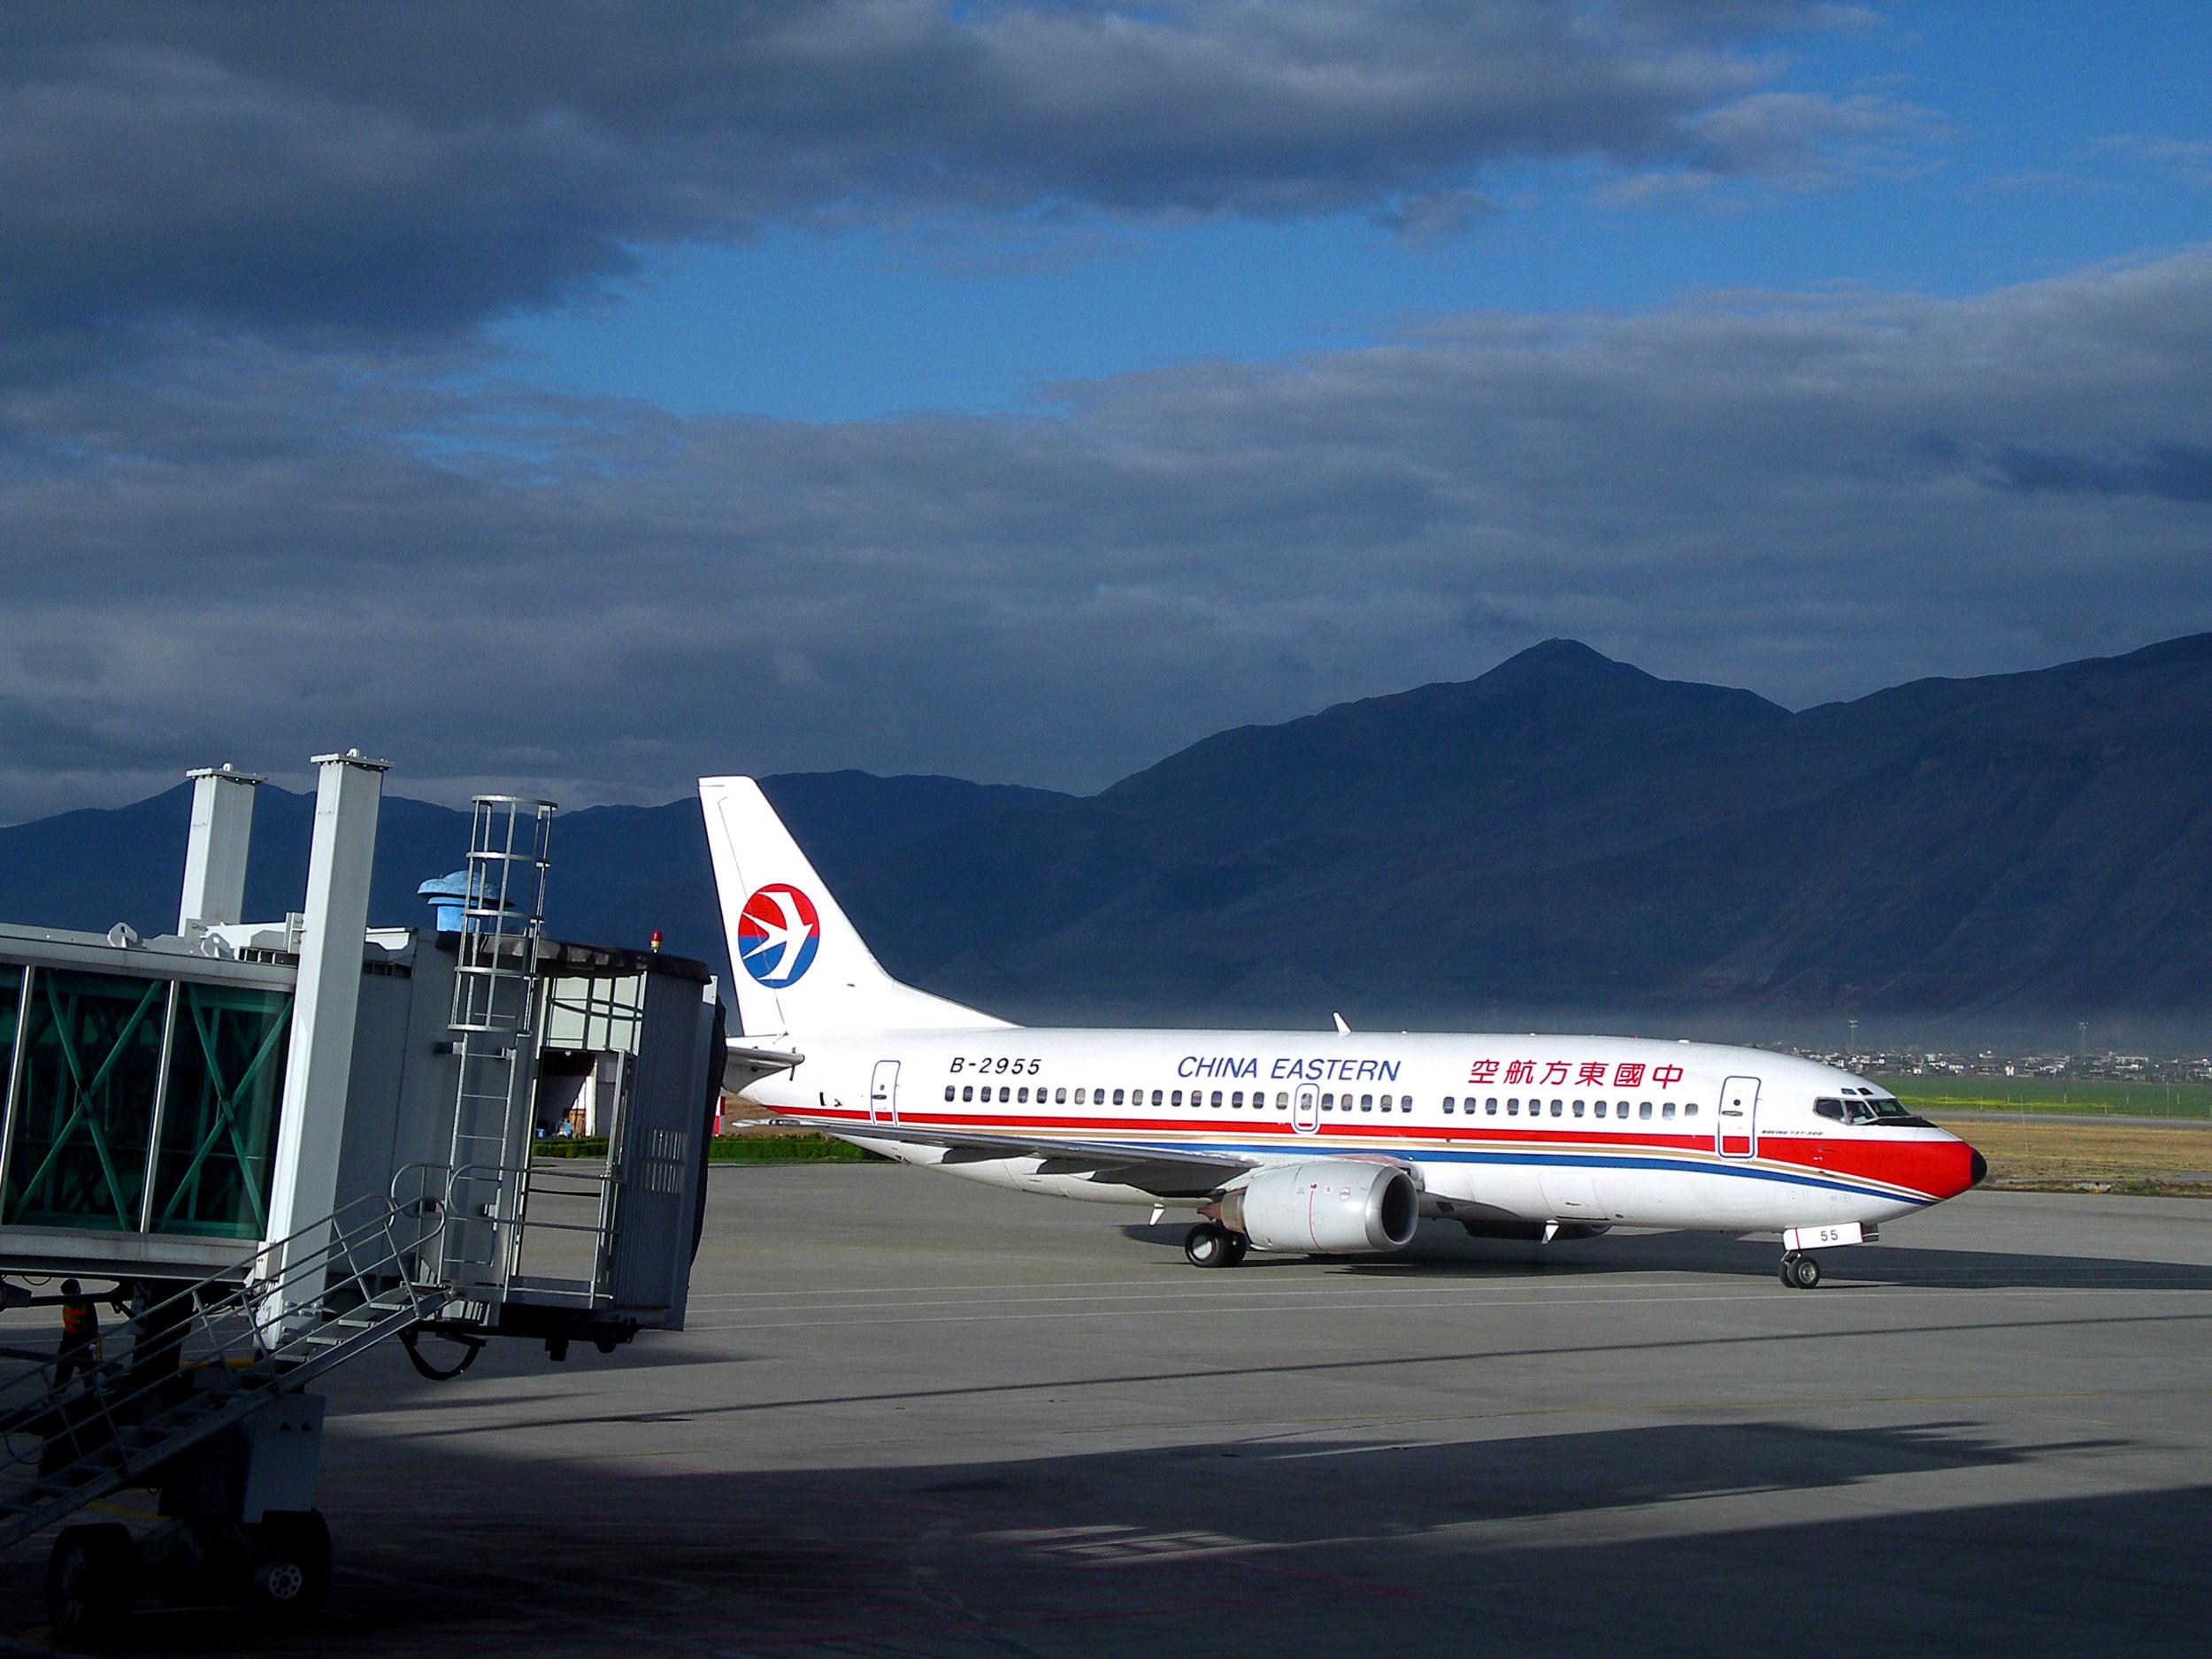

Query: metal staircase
[{"left": 0, "top": 1193, "right": 448, "bottom": 1553}]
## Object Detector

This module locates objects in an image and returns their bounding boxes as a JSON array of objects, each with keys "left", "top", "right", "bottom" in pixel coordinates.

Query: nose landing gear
[{"left": 1778, "top": 1250, "right": 1823, "bottom": 1289}]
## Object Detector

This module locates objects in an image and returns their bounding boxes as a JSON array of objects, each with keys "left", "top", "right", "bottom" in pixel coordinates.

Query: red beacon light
[{"left": 649, "top": 928, "right": 663, "bottom": 953}]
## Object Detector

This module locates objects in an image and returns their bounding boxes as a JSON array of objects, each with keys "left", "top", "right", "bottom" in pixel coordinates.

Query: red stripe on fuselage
[{"left": 790, "top": 1104, "right": 1967, "bottom": 1198}]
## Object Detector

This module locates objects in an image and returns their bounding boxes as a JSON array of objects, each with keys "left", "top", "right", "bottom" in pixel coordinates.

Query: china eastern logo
[{"left": 738, "top": 884, "right": 820, "bottom": 986}]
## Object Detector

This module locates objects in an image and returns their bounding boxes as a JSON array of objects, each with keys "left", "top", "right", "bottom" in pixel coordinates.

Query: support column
[
  {"left": 178, "top": 764, "right": 263, "bottom": 933},
  {"left": 262, "top": 751, "right": 388, "bottom": 1310}
]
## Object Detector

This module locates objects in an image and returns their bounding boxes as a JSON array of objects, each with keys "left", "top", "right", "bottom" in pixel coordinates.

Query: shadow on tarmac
[
  {"left": 1118, "top": 1217, "right": 2212, "bottom": 1293},
  {"left": 4, "top": 1416, "right": 2201, "bottom": 1657}
]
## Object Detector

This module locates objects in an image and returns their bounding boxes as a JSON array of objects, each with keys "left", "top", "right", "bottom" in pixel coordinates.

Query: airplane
[{"left": 700, "top": 776, "right": 1986, "bottom": 1288}]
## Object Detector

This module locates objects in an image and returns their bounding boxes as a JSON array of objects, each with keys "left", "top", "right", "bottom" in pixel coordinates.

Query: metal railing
[
  {"left": 0, "top": 1193, "right": 449, "bottom": 1549},
  {"left": 399, "top": 1161, "right": 617, "bottom": 1310}
]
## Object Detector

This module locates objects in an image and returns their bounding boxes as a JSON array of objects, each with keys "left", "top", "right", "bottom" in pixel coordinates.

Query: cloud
[
  {"left": 1594, "top": 88, "right": 1939, "bottom": 206},
  {"left": 1998, "top": 443, "right": 2212, "bottom": 504},
  {"left": 2090, "top": 134, "right": 2212, "bottom": 189},
  {"left": 0, "top": 1, "right": 1914, "bottom": 351},
  {"left": 2, "top": 246, "right": 2208, "bottom": 820}
]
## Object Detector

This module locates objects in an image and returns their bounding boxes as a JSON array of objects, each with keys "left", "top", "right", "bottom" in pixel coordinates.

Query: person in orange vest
[{"left": 55, "top": 1279, "right": 100, "bottom": 1389}]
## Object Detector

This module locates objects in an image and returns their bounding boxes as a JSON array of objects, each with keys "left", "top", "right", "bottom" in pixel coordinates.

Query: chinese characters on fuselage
[{"left": 1469, "top": 1060, "right": 1686, "bottom": 1089}]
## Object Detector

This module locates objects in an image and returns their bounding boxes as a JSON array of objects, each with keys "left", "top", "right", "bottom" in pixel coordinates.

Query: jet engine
[{"left": 1217, "top": 1162, "right": 1419, "bottom": 1254}]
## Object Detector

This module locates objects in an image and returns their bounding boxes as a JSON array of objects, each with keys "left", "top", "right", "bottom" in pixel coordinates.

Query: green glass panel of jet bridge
[
  {"left": 148, "top": 981, "right": 292, "bottom": 1240},
  {"left": 2, "top": 968, "right": 168, "bottom": 1231}
]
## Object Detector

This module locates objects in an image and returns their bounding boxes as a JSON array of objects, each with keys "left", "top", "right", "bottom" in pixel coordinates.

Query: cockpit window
[{"left": 1816, "top": 1093, "right": 1932, "bottom": 1127}]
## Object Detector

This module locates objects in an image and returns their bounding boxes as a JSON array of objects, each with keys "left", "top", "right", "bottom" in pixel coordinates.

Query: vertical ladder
[{"left": 440, "top": 796, "right": 555, "bottom": 1307}]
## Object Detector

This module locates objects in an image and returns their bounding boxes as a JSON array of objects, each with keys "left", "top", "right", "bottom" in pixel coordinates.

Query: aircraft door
[
  {"left": 870, "top": 1059, "right": 900, "bottom": 1125},
  {"left": 1717, "top": 1074, "right": 1760, "bottom": 1158},
  {"left": 1294, "top": 1085, "right": 1319, "bottom": 1134}
]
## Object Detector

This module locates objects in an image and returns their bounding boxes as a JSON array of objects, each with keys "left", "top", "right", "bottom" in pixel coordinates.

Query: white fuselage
[{"left": 739, "top": 1027, "right": 1982, "bottom": 1233}]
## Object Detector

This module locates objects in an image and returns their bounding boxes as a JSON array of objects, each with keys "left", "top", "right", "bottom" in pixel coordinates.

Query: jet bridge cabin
[{"left": 0, "top": 756, "right": 724, "bottom": 1640}]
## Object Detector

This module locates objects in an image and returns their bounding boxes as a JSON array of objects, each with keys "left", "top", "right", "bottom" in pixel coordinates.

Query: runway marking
[
  {"left": 688, "top": 1281, "right": 2212, "bottom": 1332},
  {"left": 680, "top": 1263, "right": 2212, "bottom": 1306},
  {"left": 687, "top": 1278, "right": 1740, "bottom": 1315}
]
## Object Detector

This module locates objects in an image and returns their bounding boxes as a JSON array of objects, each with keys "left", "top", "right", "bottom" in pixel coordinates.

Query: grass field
[
  {"left": 1929, "top": 1113, "right": 2212, "bottom": 1193},
  {"left": 1876, "top": 1072, "right": 2212, "bottom": 1119}
]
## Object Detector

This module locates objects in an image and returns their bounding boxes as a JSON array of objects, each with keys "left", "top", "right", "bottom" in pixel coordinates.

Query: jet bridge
[{"left": 0, "top": 755, "right": 724, "bottom": 1641}]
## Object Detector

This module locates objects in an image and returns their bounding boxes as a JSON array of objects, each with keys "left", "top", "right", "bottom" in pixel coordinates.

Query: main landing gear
[
  {"left": 1184, "top": 1223, "right": 1249, "bottom": 1268},
  {"left": 1778, "top": 1250, "right": 1823, "bottom": 1290}
]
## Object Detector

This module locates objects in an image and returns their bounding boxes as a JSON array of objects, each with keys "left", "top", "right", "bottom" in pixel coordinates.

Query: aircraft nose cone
[{"left": 1969, "top": 1148, "right": 1988, "bottom": 1187}]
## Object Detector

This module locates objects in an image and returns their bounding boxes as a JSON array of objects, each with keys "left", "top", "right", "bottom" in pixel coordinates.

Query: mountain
[
  {"left": 5, "top": 636, "right": 2209, "bottom": 1037},
  {"left": 0, "top": 771, "right": 1070, "bottom": 992},
  {"left": 836, "top": 634, "right": 2212, "bottom": 1033}
]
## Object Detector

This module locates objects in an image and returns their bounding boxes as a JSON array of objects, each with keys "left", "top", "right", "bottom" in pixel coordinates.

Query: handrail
[
  {"left": 0, "top": 1192, "right": 447, "bottom": 1502},
  {"left": 389, "top": 1160, "right": 617, "bottom": 1304}
]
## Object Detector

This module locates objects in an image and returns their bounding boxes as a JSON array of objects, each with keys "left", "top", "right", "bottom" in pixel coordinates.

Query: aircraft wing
[{"left": 819, "top": 1119, "right": 1264, "bottom": 1198}]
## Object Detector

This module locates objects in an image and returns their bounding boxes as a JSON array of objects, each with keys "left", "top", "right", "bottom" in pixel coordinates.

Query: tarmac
[{"left": 5, "top": 1164, "right": 2212, "bottom": 1655}]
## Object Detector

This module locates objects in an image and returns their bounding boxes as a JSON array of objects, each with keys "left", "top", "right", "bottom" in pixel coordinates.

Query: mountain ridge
[{"left": 2, "top": 634, "right": 2207, "bottom": 1037}]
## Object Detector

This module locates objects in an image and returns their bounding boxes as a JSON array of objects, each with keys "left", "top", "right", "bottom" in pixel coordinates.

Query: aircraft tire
[
  {"left": 1787, "top": 1254, "right": 1823, "bottom": 1290},
  {"left": 1185, "top": 1223, "right": 1237, "bottom": 1268}
]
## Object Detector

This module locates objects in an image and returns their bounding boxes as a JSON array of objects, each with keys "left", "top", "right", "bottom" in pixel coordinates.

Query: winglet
[{"left": 1333, "top": 1011, "right": 1351, "bottom": 1034}]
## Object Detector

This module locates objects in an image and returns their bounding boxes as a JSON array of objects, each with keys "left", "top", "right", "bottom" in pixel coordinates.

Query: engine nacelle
[{"left": 1217, "top": 1162, "right": 1419, "bottom": 1255}]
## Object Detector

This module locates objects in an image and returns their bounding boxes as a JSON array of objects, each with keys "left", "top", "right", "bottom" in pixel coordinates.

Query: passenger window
[
  {"left": 1594, "top": 1101, "right": 1606, "bottom": 1118},
  {"left": 1572, "top": 1100, "right": 1586, "bottom": 1118},
  {"left": 944, "top": 1085, "right": 956, "bottom": 1102},
  {"left": 1546, "top": 1100, "right": 1558, "bottom": 1117},
  {"left": 1663, "top": 1102, "right": 1676, "bottom": 1118},
  {"left": 1278, "top": 1092, "right": 1290, "bottom": 1108},
  {"left": 994, "top": 1087, "right": 1006, "bottom": 1102},
  {"left": 1230, "top": 1090, "right": 1242, "bottom": 1107},
  {"left": 1507, "top": 1099, "right": 1519, "bottom": 1115},
  {"left": 1171, "top": 1089, "right": 1183, "bottom": 1106},
  {"left": 1686, "top": 1104, "right": 1698, "bottom": 1118},
  {"left": 1073, "top": 1087, "right": 1087, "bottom": 1104},
  {"left": 1151, "top": 1089, "right": 1164, "bottom": 1106},
  {"left": 1639, "top": 1101, "right": 1652, "bottom": 1119},
  {"left": 1320, "top": 1092, "right": 1333, "bottom": 1107},
  {"left": 1486, "top": 1097, "right": 1499, "bottom": 1115},
  {"left": 1211, "top": 1090, "right": 1223, "bottom": 1107},
  {"left": 962, "top": 1086, "right": 974, "bottom": 1102},
  {"left": 1443, "top": 1097, "right": 1455, "bottom": 1114},
  {"left": 1055, "top": 1087, "right": 1066, "bottom": 1103},
  {"left": 1018, "top": 1087, "right": 1031, "bottom": 1102},
  {"left": 1361, "top": 1094, "right": 1373, "bottom": 1110}
]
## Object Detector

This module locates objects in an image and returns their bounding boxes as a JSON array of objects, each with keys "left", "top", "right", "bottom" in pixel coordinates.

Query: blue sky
[
  {"left": 0, "top": 2, "right": 2208, "bottom": 818},
  {"left": 487, "top": 4, "right": 2212, "bottom": 421}
]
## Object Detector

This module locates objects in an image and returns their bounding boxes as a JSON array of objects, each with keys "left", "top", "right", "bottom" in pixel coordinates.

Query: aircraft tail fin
[{"left": 698, "top": 776, "right": 1012, "bottom": 1040}]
